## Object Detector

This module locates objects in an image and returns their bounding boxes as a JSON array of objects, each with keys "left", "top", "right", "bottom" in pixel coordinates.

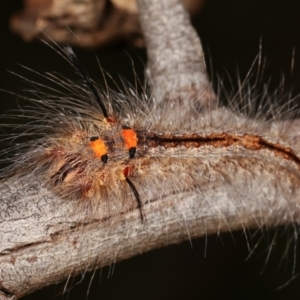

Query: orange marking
[
  {"left": 104, "top": 117, "right": 116, "bottom": 124},
  {"left": 122, "top": 128, "right": 137, "bottom": 150},
  {"left": 123, "top": 166, "right": 130, "bottom": 177},
  {"left": 90, "top": 138, "right": 107, "bottom": 158},
  {"left": 118, "top": 166, "right": 132, "bottom": 180}
]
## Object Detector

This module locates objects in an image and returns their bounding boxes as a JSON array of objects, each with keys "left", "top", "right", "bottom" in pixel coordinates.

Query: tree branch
[
  {"left": 137, "top": 0, "right": 216, "bottom": 108},
  {"left": 1, "top": 0, "right": 300, "bottom": 299}
]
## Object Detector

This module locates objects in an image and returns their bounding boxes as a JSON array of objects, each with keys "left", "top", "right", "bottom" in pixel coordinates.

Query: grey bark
[
  {"left": 1, "top": 0, "right": 300, "bottom": 299},
  {"left": 137, "top": 0, "right": 216, "bottom": 108}
]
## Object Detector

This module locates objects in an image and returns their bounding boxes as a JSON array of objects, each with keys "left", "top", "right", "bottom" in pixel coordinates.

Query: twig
[{"left": 1, "top": 0, "right": 300, "bottom": 299}]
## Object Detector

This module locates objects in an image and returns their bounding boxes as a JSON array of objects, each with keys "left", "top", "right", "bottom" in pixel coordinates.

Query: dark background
[{"left": 1, "top": 0, "right": 300, "bottom": 299}]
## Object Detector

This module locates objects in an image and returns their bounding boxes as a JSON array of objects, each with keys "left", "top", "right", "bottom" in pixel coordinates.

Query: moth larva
[{"left": 1, "top": 0, "right": 300, "bottom": 299}]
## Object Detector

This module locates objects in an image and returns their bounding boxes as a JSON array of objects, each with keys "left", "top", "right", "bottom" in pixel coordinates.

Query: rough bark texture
[
  {"left": 137, "top": 0, "right": 216, "bottom": 108},
  {"left": 2, "top": 141, "right": 300, "bottom": 299},
  {"left": 1, "top": 0, "right": 300, "bottom": 299}
]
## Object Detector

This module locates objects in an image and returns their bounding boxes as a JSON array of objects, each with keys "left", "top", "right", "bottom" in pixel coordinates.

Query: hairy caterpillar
[
  {"left": 1, "top": 41, "right": 300, "bottom": 299},
  {"left": 0, "top": 0, "right": 300, "bottom": 298},
  {"left": 2, "top": 40, "right": 299, "bottom": 222}
]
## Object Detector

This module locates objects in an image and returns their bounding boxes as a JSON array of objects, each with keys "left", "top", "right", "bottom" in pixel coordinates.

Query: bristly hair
[
  {"left": 1, "top": 43, "right": 300, "bottom": 264},
  {"left": 63, "top": 46, "right": 109, "bottom": 118}
]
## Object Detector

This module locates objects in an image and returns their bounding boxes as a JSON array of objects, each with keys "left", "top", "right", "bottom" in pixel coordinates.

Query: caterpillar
[
  {"left": 3, "top": 41, "right": 299, "bottom": 224},
  {"left": 1, "top": 42, "right": 300, "bottom": 298},
  {"left": 1, "top": 0, "right": 300, "bottom": 299}
]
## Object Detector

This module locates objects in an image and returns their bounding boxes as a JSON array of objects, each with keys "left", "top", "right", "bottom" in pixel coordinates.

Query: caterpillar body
[
  {"left": 1, "top": 42, "right": 300, "bottom": 225},
  {"left": 1, "top": 33, "right": 300, "bottom": 300},
  {"left": 2, "top": 0, "right": 300, "bottom": 298}
]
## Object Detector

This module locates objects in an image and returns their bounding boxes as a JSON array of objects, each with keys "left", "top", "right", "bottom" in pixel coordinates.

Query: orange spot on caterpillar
[
  {"left": 115, "top": 166, "right": 130, "bottom": 181},
  {"left": 105, "top": 117, "right": 116, "bottom": 124},
  {"left": 123, "top": 166, "right": 130, "bottom": 177},
  {"left": 89, "top": 137, "right": 108, "bottom": 163},
  {"left": 122, "top": 126, "right": 137, "bottom": 158}
]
